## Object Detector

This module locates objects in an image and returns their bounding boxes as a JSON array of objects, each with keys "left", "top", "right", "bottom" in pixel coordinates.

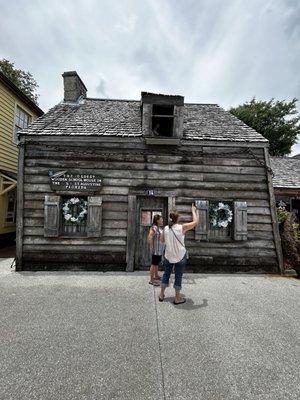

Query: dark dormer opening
[
  {"left": 141, "top": 92, "right": 184, "bottom": 145},
  {"left": 152, "top": 104, "right": 174, "bottom": 137}
]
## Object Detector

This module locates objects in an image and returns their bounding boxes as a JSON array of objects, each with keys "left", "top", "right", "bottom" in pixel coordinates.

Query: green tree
[
  {"left": 0, "top": 59, "right": 39, "bottom": 104},
  {"left": 229, "top": 98, "right": 300, "bottom": 156}
]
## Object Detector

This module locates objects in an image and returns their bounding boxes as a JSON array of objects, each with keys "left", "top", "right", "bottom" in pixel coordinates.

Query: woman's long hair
[
  {"left": 152, "top": 214, "right": 162, "bottom": 226},
  {"left": 168, "top": 209, "right": 179, "bottom": 227}
]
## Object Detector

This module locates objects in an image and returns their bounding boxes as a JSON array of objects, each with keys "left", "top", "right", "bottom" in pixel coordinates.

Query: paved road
[{"left": 0, "top": 259, "right": 299, "bottom": 400}]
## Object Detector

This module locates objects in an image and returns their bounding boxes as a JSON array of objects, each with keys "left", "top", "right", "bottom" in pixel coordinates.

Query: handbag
[{"left": 170, "top": 226, "right": 189, "bottom": 260}]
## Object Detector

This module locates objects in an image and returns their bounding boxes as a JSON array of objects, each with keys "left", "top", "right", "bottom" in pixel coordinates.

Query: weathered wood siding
[{"left": 20, "top": 137, "right": 279, "bottom": 272}]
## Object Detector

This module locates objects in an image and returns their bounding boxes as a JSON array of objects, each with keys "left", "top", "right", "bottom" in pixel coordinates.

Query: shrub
[
  {"left": 276, "top": 207, "right": 289, "bottom": 223},
  {"left": 292, "top": 223, "right": 300, "bottom": 241},
  {"left": 277, "top": 210, "right": 300, "bottom": 272}
]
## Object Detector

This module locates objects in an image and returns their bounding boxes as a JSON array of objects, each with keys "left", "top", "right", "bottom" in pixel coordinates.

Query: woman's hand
[{"left": 182, "top": 204, "right": 198, "bottom": 235}]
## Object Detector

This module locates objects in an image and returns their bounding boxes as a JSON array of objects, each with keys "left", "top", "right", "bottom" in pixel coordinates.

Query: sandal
[
  {"left": 173, "top": 298, "right": 186, "bottom": 305},
  {"left": 149, "top": 281, "right": 160, "bottom": 286}
]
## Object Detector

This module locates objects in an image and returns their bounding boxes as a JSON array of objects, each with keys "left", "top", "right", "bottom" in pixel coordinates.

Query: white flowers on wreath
[
  {"left": 62, "top": 197, "right": 88, "bottom": 224},
  {"left": 209, "top": 202, "right": 233, "bottom": 228}
]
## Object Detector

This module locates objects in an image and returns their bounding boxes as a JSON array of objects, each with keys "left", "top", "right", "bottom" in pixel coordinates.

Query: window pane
[
  {"left": 153, "top": 104, "right": 174, "bottom": 115},
  {"left": 5, "top": 190, "right": 16, "bottom": 223},
  {"left": 7, "top": 200, "right": 15, "bottom": 212},
  {"left": 151, "top": 210, "right": 162, "bottom": 222},
  {"left": 16, "top": 106, "right": 30, "bottom": 129},
  {"left": 61, "top": 196, "right": 88, "bottom": 236},
  {"left": 141, "top": 211, "right": 151, "bottom": 226},
  {"left": 152, "top": 116, "right": 174, "bottom": 137}
]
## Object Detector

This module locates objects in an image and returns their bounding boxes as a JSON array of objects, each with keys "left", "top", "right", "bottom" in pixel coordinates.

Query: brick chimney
[{"left": 62, "top": 71, "right": 87, "bottom": 102}]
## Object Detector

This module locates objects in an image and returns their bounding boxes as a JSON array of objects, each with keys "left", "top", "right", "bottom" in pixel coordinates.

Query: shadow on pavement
[{"left": 160, "top": 297, "right": 209, "bottom": 311}]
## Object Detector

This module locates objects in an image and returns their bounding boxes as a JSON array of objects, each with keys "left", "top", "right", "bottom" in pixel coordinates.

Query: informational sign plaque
[{"left": 49, "top": 170, "right": 102, "bottom": 191}]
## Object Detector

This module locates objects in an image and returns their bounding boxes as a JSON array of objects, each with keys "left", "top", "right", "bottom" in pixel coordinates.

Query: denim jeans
[{"left": 161, "top": 253, "right": 187, "bottom": 291}]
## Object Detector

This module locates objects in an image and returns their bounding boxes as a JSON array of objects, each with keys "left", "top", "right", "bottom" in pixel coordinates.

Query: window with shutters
[
  {"left": 208, "top": 200, "right": 233, "bottom": 241},
  {"left": 195, "top": 200, "right": 247, "bottom": 242},
  {"left": 61, "top": 196, "right": 88, "bottom": 236},
  {"left": 44, "top": 195, "right": 102, "bottom": 238}
]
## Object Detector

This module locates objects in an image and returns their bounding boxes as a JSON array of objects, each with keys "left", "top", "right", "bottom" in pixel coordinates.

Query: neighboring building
[
  {"left": 16, "top": 71, "right": 283, "bottom": 273},
  {"left": 0, "top": 70, "right": 43, "bottom": 245},
  {"left": 270, "top": 156, "right": 300, "bottom": 222}
]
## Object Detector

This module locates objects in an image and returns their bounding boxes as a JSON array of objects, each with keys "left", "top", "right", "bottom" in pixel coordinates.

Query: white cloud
[{"left": 0, "top": 0, "right": 299, "bottom": 152}]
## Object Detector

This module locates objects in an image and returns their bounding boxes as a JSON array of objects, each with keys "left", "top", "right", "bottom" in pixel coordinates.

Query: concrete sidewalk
[{"left": 0, "top": 259, "right": 299, "bottom": 400}]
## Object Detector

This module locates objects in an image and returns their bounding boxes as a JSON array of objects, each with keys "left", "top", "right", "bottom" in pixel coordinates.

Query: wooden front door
[{"left": 135, "top": 196, "right": 168, "bottom": 270}]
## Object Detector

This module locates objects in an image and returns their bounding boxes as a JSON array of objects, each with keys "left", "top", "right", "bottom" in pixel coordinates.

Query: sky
[{"left": 1, "top": 0, "right": 300, "bottom": 154}]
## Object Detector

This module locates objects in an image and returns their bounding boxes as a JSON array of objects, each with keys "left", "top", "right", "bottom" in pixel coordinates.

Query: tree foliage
[
  {"left": 0, "top": 59, "right": 39, "bottom": 104},
  {"left": 230, "top": 98, "right": 300, "bottom": 156}
]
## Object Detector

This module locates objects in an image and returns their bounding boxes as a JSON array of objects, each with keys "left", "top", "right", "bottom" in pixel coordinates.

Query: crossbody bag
[{"left": 170, "top": 226, "right": 189, "bottom": 260}]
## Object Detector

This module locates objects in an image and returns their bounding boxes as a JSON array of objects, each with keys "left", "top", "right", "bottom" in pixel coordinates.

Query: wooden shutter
[
  {"left": 142, "top": 104, "right": 152, "bottom": 137},
  {"left": 44, "top": 195, "right": 61, "bottom": 237},
  {"left": 87, "top": 196, "right": 102, "bottom": 237},
  {"left": 195, "top": 200, "right": 209, "bottom": 241},
  {"left": 126, "top": 195, "right": 137, "bottom": 272},
  {"left": 234, "top": 201, "right": 247, "bottom": 241},
  {"left": 173, "top": 105, "right": 184, "bottom": 138}
]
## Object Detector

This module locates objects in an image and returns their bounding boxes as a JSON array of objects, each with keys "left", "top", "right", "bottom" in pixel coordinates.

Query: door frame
[{"left": 126, "top": 193, "right": 175, "bottom": 272}]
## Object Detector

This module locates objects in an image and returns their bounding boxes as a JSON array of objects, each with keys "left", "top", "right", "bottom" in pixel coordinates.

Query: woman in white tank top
[{"left": 159, "top": 204, "right": 198, "bottom": 305}]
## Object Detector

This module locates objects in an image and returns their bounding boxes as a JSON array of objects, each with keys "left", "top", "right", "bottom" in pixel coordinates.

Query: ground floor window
[
  {"left": 291, "top": 199, "right": 300, "bottom": 223},
  {"left": 5, "top": 188, "right": 17, "bottom": 226},
  {"left": 276, "top": 198, "right": 300, "bottom": 223},
  {"left": 61, "top": 196, "right": 88, "bottom": 236},
  {"left": 208, "top": 200, "right": 233, "bottom": 240}
]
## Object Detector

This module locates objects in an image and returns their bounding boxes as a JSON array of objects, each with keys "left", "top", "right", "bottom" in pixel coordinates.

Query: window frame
[
  {"left": 207, "top": 200, "right": 234, "bottom": 241},
  {"left": 13, "top": 104, "right": 32, "bottom": 144},
  {"left": 151, "top": 104, "right": 175, "bottom": 138},
  {"left": 44, "top": 194, "right": 103, "bottom": 238},
  {"left": 60, "top": 195, "right": 88, "bottom": 237},
  {"left": 4, "top": 188, "right": 17, "bottom": 226}
]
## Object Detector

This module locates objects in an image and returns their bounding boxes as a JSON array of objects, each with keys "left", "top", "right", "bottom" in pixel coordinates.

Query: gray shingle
[
  {"left": 270, "top": 156, "right": 300, "bottom": 188},
  {"left": 21, "top": 98, "right": 268, "bottom": 143}
]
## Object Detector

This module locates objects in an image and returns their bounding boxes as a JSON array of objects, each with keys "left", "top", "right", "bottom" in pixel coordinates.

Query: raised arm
[{"left": 182, "top": 204, "right": 198, "bottom": 235}]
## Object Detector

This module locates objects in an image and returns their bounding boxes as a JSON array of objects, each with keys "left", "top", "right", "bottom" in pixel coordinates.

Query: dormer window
[
  {"left": 152, "top": 104, "right": 174, "bottom": 137},
  {"left": 141, "top": 92, "right": 184, "bottom": 145}
]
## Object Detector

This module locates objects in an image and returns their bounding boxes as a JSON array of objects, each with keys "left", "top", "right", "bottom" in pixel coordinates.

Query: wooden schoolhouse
[{"left": 16, "top": 71, "right": 283, "bottom": 272}]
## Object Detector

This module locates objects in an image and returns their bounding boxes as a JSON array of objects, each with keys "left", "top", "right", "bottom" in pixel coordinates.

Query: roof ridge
[
  {"left": 86, "top": 97, "right": 139, "bottom": 103},
  {"left": 85, "top": 97, "right": 219, "bottom": 106}
]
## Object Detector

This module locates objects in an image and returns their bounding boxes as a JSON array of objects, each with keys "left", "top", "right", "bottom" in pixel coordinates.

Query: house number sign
[{"left": 49, "top": 170, "right": 102, "bottom": 191}]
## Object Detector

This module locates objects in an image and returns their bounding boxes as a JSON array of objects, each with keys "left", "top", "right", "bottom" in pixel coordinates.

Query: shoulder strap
[{"left": 170, "top": 226, "right": 185, "bottom": 248}]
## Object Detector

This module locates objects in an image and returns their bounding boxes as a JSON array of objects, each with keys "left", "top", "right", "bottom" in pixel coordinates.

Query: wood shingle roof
[
  {"left": 270, "top": 156, "right": 300, "bottom": 189},
  {"left": 20, "top": 97, "right": 268, "bottom": 143}
]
